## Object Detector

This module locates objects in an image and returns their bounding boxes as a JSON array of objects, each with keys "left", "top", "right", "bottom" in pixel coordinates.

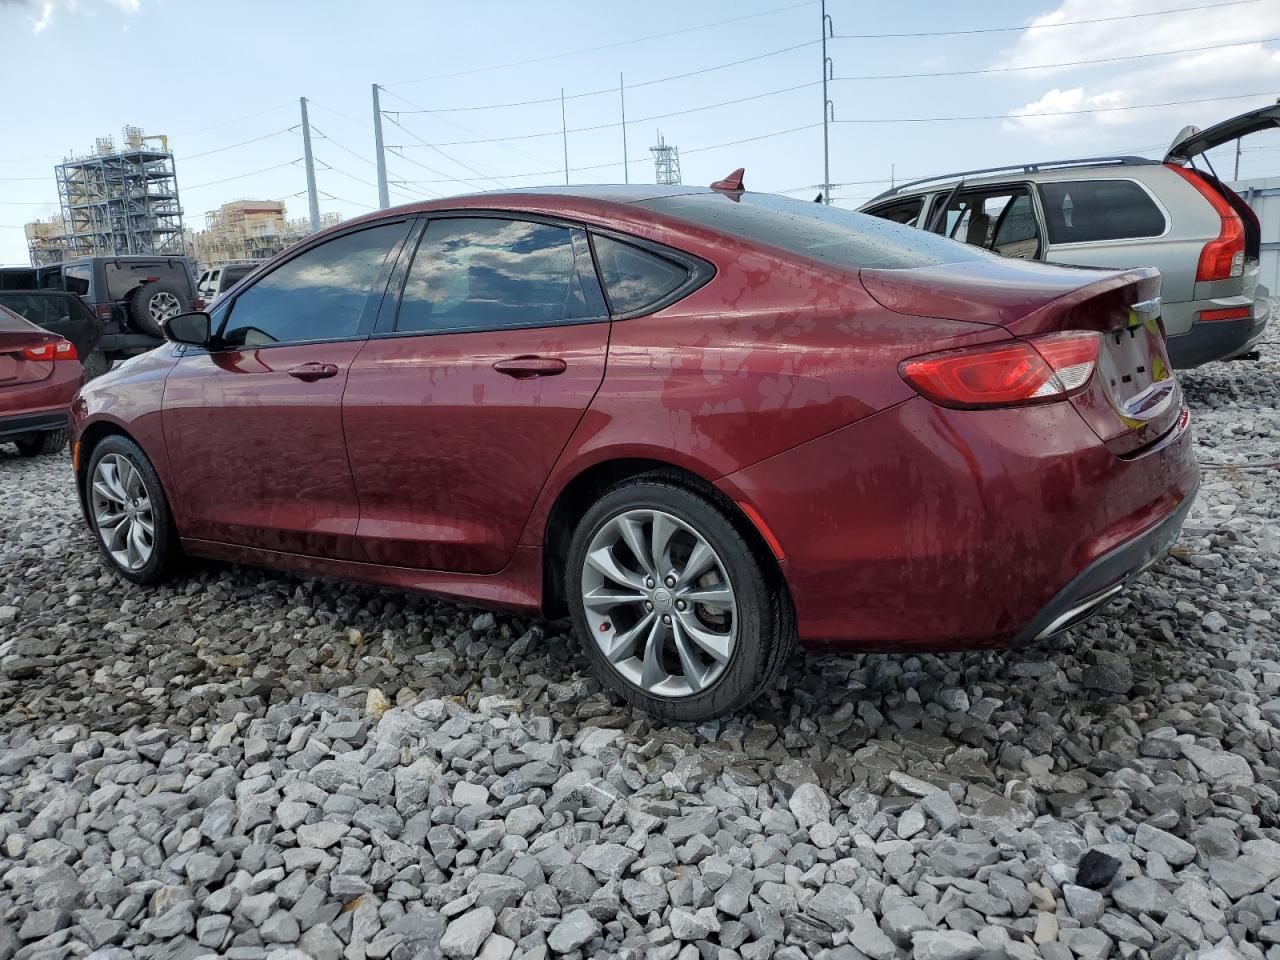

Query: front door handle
[
  {"left": 493, "top": 356, "right": 567, "bottom": 379},
  {"left": 288, "top": 362, "right": 339, "bottom": 382}
]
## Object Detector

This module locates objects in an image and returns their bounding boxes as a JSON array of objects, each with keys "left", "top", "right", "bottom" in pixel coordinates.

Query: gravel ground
[{"left": 0, "top": 336, "right": 1277, "bottom": 960}]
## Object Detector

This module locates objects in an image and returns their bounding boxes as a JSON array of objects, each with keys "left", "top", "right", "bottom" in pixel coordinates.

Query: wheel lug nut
[
  {"left": 662, "top": 614, "right": 671, "bottom": 624},
  {"left": 645, "top": 601, "right": 653, "bottom": 610},
  {"left": 665, "top": 576, "right": 675, "bottom": 587},
  {"left": 645, "top": 577, "right": 654, "bottom": 588},
  {"left": 676, "top": 600, "right": 686, "bottom": 610}
]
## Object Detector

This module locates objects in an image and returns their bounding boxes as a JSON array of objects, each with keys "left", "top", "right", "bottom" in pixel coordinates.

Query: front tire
[
  {"left": 566, "top": 477, "right": 794, "bottom": 722},
  {"left": 15, "top": 430, "right": 67, "bottom": 457},
  {"left": 86, "top": 435, "right": 181, "bottom": 584}
]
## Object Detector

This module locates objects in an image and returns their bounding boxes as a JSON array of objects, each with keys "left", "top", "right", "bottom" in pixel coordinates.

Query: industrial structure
[
  {"left": 24, "top": 217, "right": 67, "bottom": 267},
  {"left": 51, "top": 126, "right": 185, "bottom": 259},
  {"left": 188, "top": 200, "right": 339, "bottom": 266},
  {"left": 650, "top": 131, "right": 682, "bottom": 186}
]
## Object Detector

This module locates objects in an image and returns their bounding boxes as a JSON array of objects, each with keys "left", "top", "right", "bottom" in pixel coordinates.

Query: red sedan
[
  {"left": 1, "top": 305, "right": 82, "bottom": 457},
  {"left": 71, "top": 183, "right": 1198, "bottom": 720}
]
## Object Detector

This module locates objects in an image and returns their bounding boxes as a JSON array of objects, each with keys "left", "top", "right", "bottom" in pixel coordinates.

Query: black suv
[{"left": 0, "top": 255, "right": 200, "bottom": 376}]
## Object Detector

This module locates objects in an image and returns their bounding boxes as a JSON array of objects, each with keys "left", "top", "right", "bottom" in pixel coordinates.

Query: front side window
[
  {"left": 592, "top": 235, "right": 689, "bottom": 315},
  {"left": 396, "top": 217, "right": 592, "bottom": 334},
  {"left": 63, "top": 264, "right": 90, "bottom": 296},
  {"left": 219, "top": 222, "right": 406, "bottom": 348},
  {"left": 1039, "top": 180, "right": 1166, "bottom": 244},
  {"left": 866, "top": 196, "right": 926, "bottom": 227}
]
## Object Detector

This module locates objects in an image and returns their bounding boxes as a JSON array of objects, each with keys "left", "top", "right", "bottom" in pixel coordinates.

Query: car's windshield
[{"left": 642, "top": 192, "right": 988, "bottom": 270}]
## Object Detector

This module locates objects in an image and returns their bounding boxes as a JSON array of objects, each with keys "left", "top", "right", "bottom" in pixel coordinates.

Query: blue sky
[{"left": 2, "top": 0, "right": 1279, "bottom": 265}]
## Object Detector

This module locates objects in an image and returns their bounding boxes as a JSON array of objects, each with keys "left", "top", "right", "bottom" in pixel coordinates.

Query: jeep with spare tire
[{"left": 0, "top": 255, "right": 200, "bottom": 378}]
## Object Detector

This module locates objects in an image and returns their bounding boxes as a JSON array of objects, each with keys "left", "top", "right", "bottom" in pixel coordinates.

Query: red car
[
  {"left": 1, "top": 305, "right": 82, "bottom": 457},
  {"left": 71, "top": 183, "right": 1198, "bottom": 720}
]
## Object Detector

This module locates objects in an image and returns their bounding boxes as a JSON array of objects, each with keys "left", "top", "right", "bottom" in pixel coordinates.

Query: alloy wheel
[
  {"left": 148, "top": 291, "right": 181, "bottom": 323},
  {"left": 91, "top": 453, "right": 155, "bottom": 572},
  {"left": 580, "top": 508, "right": 737, "bottom": 698}
]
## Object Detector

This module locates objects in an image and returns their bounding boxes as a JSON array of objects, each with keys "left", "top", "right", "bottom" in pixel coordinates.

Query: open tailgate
[{"left": 1165, "top": 102, "right": 1280, "bottom": 164}]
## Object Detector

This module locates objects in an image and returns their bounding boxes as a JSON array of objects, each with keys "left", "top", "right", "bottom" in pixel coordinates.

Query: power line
[
  {"left": 169, "top": 101, "right": 296, "bottom": 139},
  {"left": 184, "top": 159, "right": 303, "bottom": 191},
  {"left": 834, "top": 0, "right": 1261, "bottom": 39},
  {"left": 181, "top": 129, "right": 296, "bottom": 161},
  {"left": 381, "top": 113, "right": 508, "bottom": 189},
  {"left": 836, "top": 34, "right": 1280, "bottom": 81},
  {"left": 383, "top": 0, "right": 817, "bottom": 86},
  {"left": 833, "top": 90, "right": 1280, "bottom": 124}
]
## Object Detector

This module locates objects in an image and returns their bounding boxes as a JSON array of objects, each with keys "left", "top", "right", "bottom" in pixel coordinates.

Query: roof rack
[{"left": 868, "top": 156, "right": 1159, "bottom": 204}]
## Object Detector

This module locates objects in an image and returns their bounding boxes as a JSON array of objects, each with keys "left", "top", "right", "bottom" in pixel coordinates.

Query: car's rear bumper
[
  {"left": 0, "top": 407, "right": 70, "bottom": 440},
  {"left": 1166, "top": 299, "right": 1269, "bottom": 367},
  {"left": 717, "top": 395, "right": 1199, "bottom": 650}
]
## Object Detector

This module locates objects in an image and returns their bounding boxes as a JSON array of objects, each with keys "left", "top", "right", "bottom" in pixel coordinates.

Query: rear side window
[
  {"left": 63, "top": 264, "right": 91, "bottom": 296},
  {"left": 592, "top": 235, "right": 689, "bottom": 315},
  {"left": 396, "top": 217, "right": 593, "bottom": 334},
  {"left": 643, "top": 192, "right": 985, "bottom": 270},
  {"left": 1038, "top": 180, "right": 1166, "bottom": 243}
]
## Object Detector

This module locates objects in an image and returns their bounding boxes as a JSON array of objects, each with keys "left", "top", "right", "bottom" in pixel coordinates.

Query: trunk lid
[
  {"left": 861, "top": 259, "right": 1181, "bottom": 456},
  {"left": 1165, "top": 103, "right": 1280, "bottom": 164},
  {"left": 0, "top": 305, "right": 57, "bottom": 387}
]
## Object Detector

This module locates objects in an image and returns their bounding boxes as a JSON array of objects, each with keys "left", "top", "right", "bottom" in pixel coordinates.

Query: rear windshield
[
  {"left": 642, "top": 192, "right": 986, "bottom": 270},
  {"left": 105, "top": 261, "right": 190, "bottom": 301}
]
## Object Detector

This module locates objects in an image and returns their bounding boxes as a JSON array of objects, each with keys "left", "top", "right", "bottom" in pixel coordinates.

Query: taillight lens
[
  {"left": 95, "top": 303, "right": 113, "bottom": 319},
  {"left": 192, "top": 297, "right": 206, "bottom": 311},
  {"left": 1166, "top": 164, "right": 1245, "bottom": 282},
  {"left": 21, "top": 339, "right": 79, "bottom": 361},
  {"left": 1199, "top": 306, "right": 1251, "bottom": 322},
  {"left": 900, "top": 332, "right": 1100, "bottom": 409}
]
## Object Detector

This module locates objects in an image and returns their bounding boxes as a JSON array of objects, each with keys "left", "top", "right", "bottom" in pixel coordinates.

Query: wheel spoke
[
  {"left": 615, "top": 515, "right": 654, "bottom": 577},
  {"left": 583, "top": 585, "right": 647, "bottom": 613},
  {"left": 96, "top": 511, "right": 126, "bottom": 529},
  {"left": 102, "top": 461, "right": 128, "bottom": 502},
  {"left": 675, "top": 609, "right": 733, "bottom": 664},
  {"left": 639, "top": 617, "right": 669, "bottom": 690},
  {"left": 679, "top": 584, "right": 735, "bottom": 610},
  {"left": 107, "top": 516, "right": 130, "bottom": 555},
  {"left": 604, "top": 610, "right": 655, "bottom": 663},
  {"left": 93, "top": 479, "right": 124, "bottom": 505},
  {"left": 586, "top": 545, "right": 645, "bottom": 591},
  {"left": 670, "top": 618, "right": 708, "bottom": 692},
  {"left": 651, "top": 511, "right": 678, "bottom": 579},
  {"left": 677, "top": 539, "right": 717, "bottom": 587}
]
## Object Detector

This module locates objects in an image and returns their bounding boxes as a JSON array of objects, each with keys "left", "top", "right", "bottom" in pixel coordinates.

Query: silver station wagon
[{"left": 861, "top": 104, "right": 1276, "bottom": 368}]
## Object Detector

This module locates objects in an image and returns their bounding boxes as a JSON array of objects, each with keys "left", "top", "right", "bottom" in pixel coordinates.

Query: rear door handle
[
  {"left": 493, "top": 356, "right": 567, "bottom": 379},
  {"left": 287, "top": 362, "right": 339, "bottom": 382}
]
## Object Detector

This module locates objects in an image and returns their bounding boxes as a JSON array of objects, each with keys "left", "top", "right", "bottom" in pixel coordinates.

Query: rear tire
[
  {"left": 81, "top": 350, "right": 112, "bottom": 381},
  {"left": 128, "top": 282, "right": 188, "bottom": 338},
  {"left": 15, "top": 430, "right": 67, "bottom": 457},
  {"left": 566, "top": 476, "right": 794, "bottom": 722},
  {"left": 85, "top": 435, "right": 182, "bottom": 584}
]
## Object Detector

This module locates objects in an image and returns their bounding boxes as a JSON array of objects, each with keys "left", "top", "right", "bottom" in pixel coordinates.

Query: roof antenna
[{"left": 710, "top": 168, "right": 745, "bottom": 193}]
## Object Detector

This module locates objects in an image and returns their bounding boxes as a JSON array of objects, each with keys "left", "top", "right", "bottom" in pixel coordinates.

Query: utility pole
[
  {"left": 561, "top": 88, "right": 570, "bottom": 185},
  {"left": 1234, "top": 138, "right": 1242, "bottom": 181},
  {"left": 821, "top": 0, "right": 834, "bottom": 205},
  {"left": 620, "top": 74, "right": 629, "bottom": 184},
  {"left": 372, "top": 84, "right": 390, "bottom": 209},
  {"left": 300, "top": 97, "right": 320, "bottom": 233}
]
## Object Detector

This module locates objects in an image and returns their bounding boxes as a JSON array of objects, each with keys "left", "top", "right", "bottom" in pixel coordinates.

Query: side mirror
[{"left": 162, "top": 311, "right": 211, "bottom": 347}]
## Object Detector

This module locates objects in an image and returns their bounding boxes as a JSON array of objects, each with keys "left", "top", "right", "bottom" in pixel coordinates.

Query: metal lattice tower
[
  {"left": 54, "top": 126, "right": 185, "bottom": 257},
  {"left": 650, "top": 131, "right": 681, "bottom": 186}
]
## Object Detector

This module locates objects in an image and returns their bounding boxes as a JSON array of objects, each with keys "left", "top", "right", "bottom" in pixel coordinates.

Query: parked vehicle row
[
  {"left": 0, "top": 305, "right": 83, "bottom": 456},
  {"left": 70, "top": 183, "right": 1198, "bottom": 720},
  {"left": 860, "top": 103, "right": 1277, "bottom": 368}
]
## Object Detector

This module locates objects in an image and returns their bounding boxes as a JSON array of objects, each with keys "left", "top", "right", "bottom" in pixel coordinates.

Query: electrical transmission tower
[{"left": 650, "top": 131, "right": 681, "bottom": 186}]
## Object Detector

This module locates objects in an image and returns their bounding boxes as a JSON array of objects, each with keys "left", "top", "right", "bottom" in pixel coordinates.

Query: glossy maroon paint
[
  {"left": 0, "top": 307, "right": 82, "bottom": 429},
  {"left": 71, "top": 188, "right": 1199, "bottom": 649}
]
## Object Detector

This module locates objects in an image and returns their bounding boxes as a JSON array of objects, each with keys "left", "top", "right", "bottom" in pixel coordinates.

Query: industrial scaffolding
[
  {"left": 650, "top": 131, "right": 682, "bottom": 186},
  {"left": 55, "top": 126, "right": 185, "bottom": 257}
]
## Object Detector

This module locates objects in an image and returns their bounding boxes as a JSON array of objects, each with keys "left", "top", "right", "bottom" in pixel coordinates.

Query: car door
[
  {"left": 343, "top": 213, "right": 610, "bottom": 574},
  {"left": 161, "top": 219, "right": 412, "bottom": 558}
]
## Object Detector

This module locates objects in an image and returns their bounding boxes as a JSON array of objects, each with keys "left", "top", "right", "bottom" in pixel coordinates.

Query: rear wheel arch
[{"left": 540, "top": 457, "right": 788, "bottom": 619}]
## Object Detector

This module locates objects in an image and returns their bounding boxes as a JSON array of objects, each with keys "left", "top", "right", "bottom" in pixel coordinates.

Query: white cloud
[
  {"left": 996, "top": 0, "right": 1280, "bottom": 143},
  {"left": 27, "top": 0, "right": 140, "bottom": 33}
]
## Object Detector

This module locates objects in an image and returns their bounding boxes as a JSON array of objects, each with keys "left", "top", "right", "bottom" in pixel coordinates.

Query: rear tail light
[
  {"left": 192, "top": 297, "right": 206, "bottom": 311},
  {"left": 1199, "top": 306, "right": 1251, "bottom": 322},
  {"left": 1166, "top": 164, "right": 1246, "bottom": 282},
  {"left": 21, "top": 339, "right": 79, "bottom": 362},
  {"left": 95, "top": 303, "right": 113, "bottom": 319},
  {"left": 899, "top": 332, "right": 1100, "bottom": 409}
]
